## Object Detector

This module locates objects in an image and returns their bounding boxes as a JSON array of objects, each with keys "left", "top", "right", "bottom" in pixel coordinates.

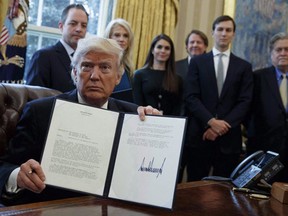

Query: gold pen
[
  {"left": 249, "top": 193, "right": 270, "bottom": 199},
  {"left": 232, "top": 187, "right": 250, "bottom": 193},
  {"left": 232, "top": 187, "right": 270, "bottom": 196}
]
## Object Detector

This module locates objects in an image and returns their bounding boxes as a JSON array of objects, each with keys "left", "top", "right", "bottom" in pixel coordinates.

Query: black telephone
[{"left": 230, "top": 150, "right": 284, "bottom": 189}]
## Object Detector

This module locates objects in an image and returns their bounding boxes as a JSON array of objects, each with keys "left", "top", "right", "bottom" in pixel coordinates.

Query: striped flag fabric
[{"left": 0, "top": 25, "right": 9, "bottom": 45}]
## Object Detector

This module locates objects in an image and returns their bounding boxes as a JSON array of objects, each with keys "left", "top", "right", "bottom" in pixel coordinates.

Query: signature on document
[{"left": 138, "top": 157, "right": 166, "bottom": 178}]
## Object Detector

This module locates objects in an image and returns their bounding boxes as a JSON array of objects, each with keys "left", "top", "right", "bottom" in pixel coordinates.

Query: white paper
[
  {"left": 109, "top": 114, "right": 186, "bottom": 209},
  {"left": 41, "top": 99, "right": 119, "bottom": 195},
  {"left": 41, "top": 99, "right": 186, "bottom": 209}
]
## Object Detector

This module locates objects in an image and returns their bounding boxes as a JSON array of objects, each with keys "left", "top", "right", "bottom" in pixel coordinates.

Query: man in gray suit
[
  {"left": 25, "top": 4, "right": 89, "bottom": 92},
  {"left": 175, "top": 29, "right": 208, "bottom": 183},
  {"left": 0, "top": 36, "right": 161, "bottom": 205}
]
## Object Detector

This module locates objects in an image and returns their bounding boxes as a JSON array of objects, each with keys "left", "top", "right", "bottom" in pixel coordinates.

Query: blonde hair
[{"left": 104, "top": 18, "right": 134, "bottom": 76}]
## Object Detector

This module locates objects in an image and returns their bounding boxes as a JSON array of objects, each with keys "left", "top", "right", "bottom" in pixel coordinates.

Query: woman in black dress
[{"left": 133, "top": 34, "right": 182, "bottom": 116}]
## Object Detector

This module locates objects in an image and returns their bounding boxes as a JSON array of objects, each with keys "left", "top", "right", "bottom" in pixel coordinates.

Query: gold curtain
[
  {"left": 114, "top": 0, "right": 179, "bottom": 70},
  {"left": 224, "top": 0, "right": 236, "bottom": 18},
  {"left": 0, "top": 0, "right": 9, "bottom": 30}
]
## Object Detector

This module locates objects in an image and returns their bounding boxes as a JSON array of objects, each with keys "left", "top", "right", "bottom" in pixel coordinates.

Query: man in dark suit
[
  {"left": 175, "top": 29, "right": 208, "bottom": 183},
  {"left": 24, "top": 4, "right": 89, "bottom": 92},
  {"left": 175, "top": 29, "right": 208, "bottom": 80},
  {"left": 0, "top": 36, "right": 161, "bottom": 205},
  {"left": 184, "top": 15, "right": 253, "bottom": 181},
  {"left": 247, "top": 32, "right": 288, "bottom": 182}
]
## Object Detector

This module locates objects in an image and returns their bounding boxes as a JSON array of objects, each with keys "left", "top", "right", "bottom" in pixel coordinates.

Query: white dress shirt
[{"left": 213, "top": 47, "right": 230, "bottom": 81}]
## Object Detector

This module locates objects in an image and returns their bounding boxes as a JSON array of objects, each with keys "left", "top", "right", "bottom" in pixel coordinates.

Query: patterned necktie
[
  {"left": 280, "top": 74, "right": 288, "bottom": 109},
  {"left": 217, "top": 53, "right": 224, "bottom": 96}
]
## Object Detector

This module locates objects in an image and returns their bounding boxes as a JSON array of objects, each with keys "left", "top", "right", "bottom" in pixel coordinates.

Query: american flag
[{"left": 0, "top": 25, "right": 9, "bottom": 45}]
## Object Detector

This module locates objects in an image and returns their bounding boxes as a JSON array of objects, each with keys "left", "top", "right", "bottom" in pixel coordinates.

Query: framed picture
[{"left": 226, "top": 0, "right": 288, "bottom": 70}]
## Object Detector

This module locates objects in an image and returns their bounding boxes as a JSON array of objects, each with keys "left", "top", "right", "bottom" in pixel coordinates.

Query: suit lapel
[
  {"left": 220, "top": 53, "right": 235, "bottom": 98},
  {"left": 55, "top": 41, "right": 71, "bottom": 72},
  {"left": 66, "top": 89, "right": 78, "bottom": 102},
  {"left": 205, "top": 52, "right": 219, "bottom": 95},
  {"left": 185, "top": 57, "right": 189, "bottom": 68},
  {"left": 107, "top": 98, "right": 119, "bottom": 112},
  {"left": 264, "top": 66, "right": 284, "bottom": 109}
]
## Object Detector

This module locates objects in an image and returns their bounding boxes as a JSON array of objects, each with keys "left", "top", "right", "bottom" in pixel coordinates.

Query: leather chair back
[{"left": 0, "top": 84, "right": 61, "bottom": 156}]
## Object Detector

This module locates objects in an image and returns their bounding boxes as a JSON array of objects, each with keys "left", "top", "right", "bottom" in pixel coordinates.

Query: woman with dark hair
[{"left": 133, "top": 34, "right": 182, "bottom": 115}]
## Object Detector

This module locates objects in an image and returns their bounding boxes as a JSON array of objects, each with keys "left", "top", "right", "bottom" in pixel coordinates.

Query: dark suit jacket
[
  {"left": 25, "top": 41, "right": 75, "bottom": 92},
  {"left": 248, "top": 66, "right": 288, "bottom": 153},
  {"left": 0, "top": 90, "right": 138, "bottom": 205},
  {"left": 175, "top": 58, "right": 189, "bottom": 80},
  {"left": 185, "top": 51, "right": 253, "bottom": 154},
  {"left": 175, "top": 58, "right": 189, "bottom": 116}
]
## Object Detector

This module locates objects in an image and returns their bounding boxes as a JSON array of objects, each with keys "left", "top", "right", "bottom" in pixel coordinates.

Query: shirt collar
[
  {"left": 188, "top": 56, "right": 191, "bottom": 64},
  {"left": 275, "top": 67, "right": 287, "bottom": 80},
  {"left": 213, "top": 47, "right": 230, "bottom": 57},
  {"left": 60, "top": 39, "right": 75, "bottom": 57},
  {"left": 77, "top": 91, "right": 108, "bottom": 109}
]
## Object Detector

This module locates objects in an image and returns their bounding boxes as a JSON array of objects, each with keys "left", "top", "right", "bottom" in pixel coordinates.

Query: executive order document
[{"left": 41, "top": 99, "right": 186, "bottom": 209}]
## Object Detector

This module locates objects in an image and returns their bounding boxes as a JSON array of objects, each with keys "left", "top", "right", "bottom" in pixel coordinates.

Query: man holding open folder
[{"left": 0, "top": 36, "right": 161, "bottom": 205}]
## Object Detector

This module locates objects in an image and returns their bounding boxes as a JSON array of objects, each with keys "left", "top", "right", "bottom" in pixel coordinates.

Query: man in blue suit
[
  {"left": 184, "top": 15, "right": 253, "bottom": 181},
  {"left": 0, "top": 36, "right": 161, "bottom": 205},
  {"left": 24, "top": 4, "right": 89, "bottom": 92},
  {"left": 247, "top": 32, "right": 288, "bottom": 182}
]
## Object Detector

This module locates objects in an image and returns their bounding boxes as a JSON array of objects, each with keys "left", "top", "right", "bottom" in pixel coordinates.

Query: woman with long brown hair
[{"left": 133, "top": 34, "right": 182, "bottom": 115}]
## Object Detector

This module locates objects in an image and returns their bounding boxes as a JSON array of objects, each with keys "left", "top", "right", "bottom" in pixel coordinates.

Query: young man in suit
[
  {"left": 24, "top": 4, "right": 89, "bottom": 92},
  {"left": 184, "top": 15, "right": 253, "bottom": 181},
  {"left": 0, "top": 36, "right": 161, "bottom": 205},
  {"left": 247, "top": 32, "right": 288, "bottom": 182},
  {"left": 175, "top": 29, "right": 208, "bottom": 183}
]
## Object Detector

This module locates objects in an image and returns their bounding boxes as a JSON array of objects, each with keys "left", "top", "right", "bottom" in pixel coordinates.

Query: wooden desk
[{"left": 0, "top": 181, "right": 287, "bottom": 216}]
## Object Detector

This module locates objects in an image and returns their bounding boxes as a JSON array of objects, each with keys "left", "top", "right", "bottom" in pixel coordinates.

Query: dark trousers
[
  {"left": 177, "top": 146, "right": 189, "bottom": 183},
  {"left": 186, "top": 143, "right": 240, "bottom": 182}
]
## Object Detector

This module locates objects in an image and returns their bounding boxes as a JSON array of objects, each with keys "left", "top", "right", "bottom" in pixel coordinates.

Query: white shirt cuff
[{"left": 5, "top": 167, "right": 23, "bottom": 193}]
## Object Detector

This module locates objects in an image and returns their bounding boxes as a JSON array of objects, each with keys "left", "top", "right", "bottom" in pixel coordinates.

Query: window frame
[{"left": 26, "top": 0, "right": 112, "bottom": 53}]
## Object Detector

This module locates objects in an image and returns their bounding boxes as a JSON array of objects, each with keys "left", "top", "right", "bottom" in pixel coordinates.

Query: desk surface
[{"left": 0, "top": 181, "right": 287, "bottom": 216}]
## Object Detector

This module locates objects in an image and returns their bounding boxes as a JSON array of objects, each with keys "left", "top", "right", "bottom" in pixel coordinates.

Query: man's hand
[
  {"left": 203, "top": 128, "right": 219, "bottom": 141},
  {"left": 17, "top": 159, "right": 46, "bottom": 193},
  {"left": 208, "top": 118, "right": 231, "bottom": 136},
  {"left": 137, "top": 105, "right": 162, "bottom": 121}
]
